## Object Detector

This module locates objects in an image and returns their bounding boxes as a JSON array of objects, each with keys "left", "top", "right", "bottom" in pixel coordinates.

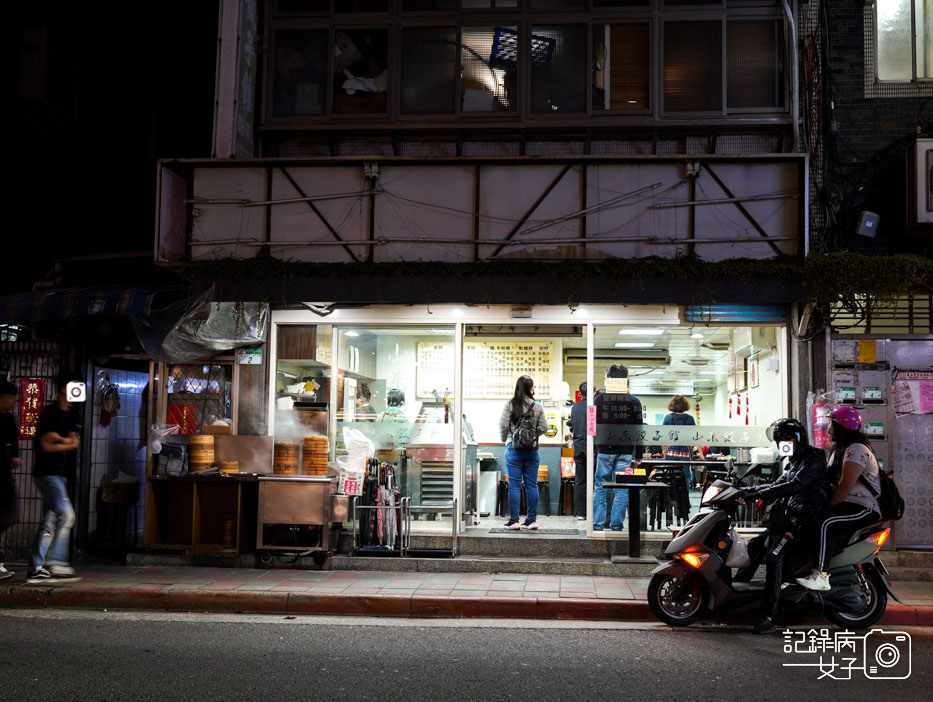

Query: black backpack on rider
[
  {"left": 511, "top": 406, "right": 539, "bottom": 451},
  {"left": 860, "top": 469, "right": 905, "bottom": 522}
]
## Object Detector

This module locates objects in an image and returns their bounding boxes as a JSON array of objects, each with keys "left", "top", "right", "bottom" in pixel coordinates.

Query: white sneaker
[
  {"left": 48, "top": 564, "right": 80, "bottom": 582},
  {"left": 0, "top": 563, "right": 13, "bottom": 580},
  {"left": 796, "top": 569, "right": 831, "bottom": 591},
  {"left": 575, "top": 516, "right": 586, "bottom": 521}
]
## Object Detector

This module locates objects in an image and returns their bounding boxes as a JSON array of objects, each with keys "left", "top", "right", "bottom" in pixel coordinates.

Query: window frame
[
  {"left": 260, "top": 0, "right": 791, "bottom": 127},
  {"left": 864, "top": 1, "right": 933, "bottom": 98}
]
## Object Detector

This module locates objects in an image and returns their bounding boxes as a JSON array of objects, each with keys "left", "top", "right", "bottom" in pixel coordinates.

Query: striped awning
[{"left": 0, "top": 285, "right": 160, "bottom": 324}]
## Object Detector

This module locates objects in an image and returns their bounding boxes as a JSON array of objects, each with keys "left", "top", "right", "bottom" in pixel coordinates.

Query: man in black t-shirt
[
  {"left": 26, "top": 372, "right": 83, "bottom": 584},
  {"left": 0, "top": 380, "right": 20, "bottom": 579}
]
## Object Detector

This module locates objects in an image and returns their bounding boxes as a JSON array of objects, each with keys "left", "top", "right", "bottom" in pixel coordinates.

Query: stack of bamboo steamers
[
  {"left": 188, "top": 435, "right": 214, "bottom": 473},
  {"left": 301, "top": 435, "right": 328, "bottom": 476}
]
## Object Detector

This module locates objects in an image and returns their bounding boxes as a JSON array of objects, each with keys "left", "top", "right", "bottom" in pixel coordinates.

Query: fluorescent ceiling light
[
  {"left": 691, "top": 332, "right": 704, "bottom": 339},
  {"left": 619, "top": 328, "right": 665, "bottom": 336},
  {"left": 345, "top": 331, "right": 359, "bottom": 337},
  {"left": 614, "top": 342, "right": 656, "bottom": 349},
  {"left": 699, "top": 371, "right": 722, "bottom": 375}
]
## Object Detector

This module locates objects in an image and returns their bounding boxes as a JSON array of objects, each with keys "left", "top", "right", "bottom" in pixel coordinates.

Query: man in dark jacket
[
  {"left": 566, "top": 382, "right": 588, "bottom": 520},
  {"left": 737, "top": 417, "right": 832, "bottom": 634}
]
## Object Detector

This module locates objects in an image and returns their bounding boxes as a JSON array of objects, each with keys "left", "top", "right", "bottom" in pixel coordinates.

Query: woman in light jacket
[{"left": 498, "top": 375, "right": 548, "bottom": 530}]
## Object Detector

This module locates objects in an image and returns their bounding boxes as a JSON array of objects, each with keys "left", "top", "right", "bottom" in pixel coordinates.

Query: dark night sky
[{"left": 1, "top": 2, "right": 219, "bottom": 294}]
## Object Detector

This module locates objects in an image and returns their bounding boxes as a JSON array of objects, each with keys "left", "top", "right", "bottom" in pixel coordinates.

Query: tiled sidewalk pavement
[
  {"left": 18, "top": 567, "right": 651, "bottom": 600},
  {"left": 1, "top": 566, "right": 931, "bottom": 624}
]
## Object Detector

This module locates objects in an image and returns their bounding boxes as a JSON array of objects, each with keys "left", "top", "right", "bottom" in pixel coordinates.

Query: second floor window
[{"left": 876, "top": 0, "right": 932, "bottom": 81}]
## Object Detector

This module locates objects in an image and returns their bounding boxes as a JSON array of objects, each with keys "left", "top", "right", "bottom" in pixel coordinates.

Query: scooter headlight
[{"left": 701, "top": 485, "right": 724, "bottom": 504}]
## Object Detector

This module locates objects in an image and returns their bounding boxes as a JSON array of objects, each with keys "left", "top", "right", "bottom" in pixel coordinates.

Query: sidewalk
[{"left": 2, "top": 565, "right": 932, "bottom": 625}]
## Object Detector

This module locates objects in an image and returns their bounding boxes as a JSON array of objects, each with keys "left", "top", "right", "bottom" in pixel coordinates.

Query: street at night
[{"left": 2, "top": 610, "right": 930, "bottom": 701}]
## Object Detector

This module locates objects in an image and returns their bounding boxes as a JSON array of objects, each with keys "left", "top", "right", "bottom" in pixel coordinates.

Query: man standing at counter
[
  {"left": 567, "top": 382, "right": 588, "bottom": 520},
  {"left": 593, "top": 365, "right": 644, "bottom": 531}
]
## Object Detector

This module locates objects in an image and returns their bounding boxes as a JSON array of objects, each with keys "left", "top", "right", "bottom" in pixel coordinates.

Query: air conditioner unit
[
  {"left": 907, "top": 138, "right": 933, "bottom": 227},
  {"left": 564, "top": 349, "right": 671, "bottom": 366}
]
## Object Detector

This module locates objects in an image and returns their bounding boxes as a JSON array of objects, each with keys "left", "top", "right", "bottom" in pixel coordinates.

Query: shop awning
[{"left": 0, "top": 285, "right": 163, "bottom": 324}]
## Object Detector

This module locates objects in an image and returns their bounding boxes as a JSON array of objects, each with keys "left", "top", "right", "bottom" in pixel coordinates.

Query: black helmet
[{"left": 766, "top": 417, "right": 808, "bottom": 446}]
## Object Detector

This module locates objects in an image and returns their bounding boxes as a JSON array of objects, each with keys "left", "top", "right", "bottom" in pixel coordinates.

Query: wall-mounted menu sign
[{"left": 417, "top": 341, "right": 553, "bottom": 399}]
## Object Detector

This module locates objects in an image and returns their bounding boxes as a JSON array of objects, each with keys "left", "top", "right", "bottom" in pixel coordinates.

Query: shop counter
[{"left": 145, "top": 474, "right": 258, "bottom": 556}]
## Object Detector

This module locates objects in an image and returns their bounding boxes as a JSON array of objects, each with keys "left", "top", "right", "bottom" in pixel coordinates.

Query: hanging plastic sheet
[{"left": 131, "top": 288, "right": 268, "bottom": 363}]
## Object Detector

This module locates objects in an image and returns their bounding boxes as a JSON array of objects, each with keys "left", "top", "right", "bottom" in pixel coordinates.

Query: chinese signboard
[
  {"left": 595, "top": 423, "right": 770, "bottom": 447},
  {"left": 18, "top": 378, "right": 45, "bottom": 440}
]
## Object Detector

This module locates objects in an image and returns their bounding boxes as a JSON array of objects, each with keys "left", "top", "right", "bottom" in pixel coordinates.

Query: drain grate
[{"left": 487, "top": 528, "right": 581, "bottom": 535}]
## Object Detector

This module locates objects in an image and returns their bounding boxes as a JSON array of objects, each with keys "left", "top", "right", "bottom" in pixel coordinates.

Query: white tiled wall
[{"left": 88, "top": 368, "right": 149, "bottom": 544}]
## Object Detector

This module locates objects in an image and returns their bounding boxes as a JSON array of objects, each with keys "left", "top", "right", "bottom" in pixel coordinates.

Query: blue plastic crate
[{"left": 490, "top": 27, "right": 555, "bottom": 69}]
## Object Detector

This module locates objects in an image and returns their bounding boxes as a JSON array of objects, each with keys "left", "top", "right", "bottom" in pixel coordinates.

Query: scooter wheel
[
  {"left": 648, "top": 571, "right": 709, "bottom": 626},
  {"left": 826, "top": 573, "right": 887, "bottom": 630}
]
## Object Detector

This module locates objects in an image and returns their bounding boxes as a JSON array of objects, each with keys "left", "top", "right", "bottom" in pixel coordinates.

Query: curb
[{"left": 1, "top": 586, "right": 930, "bottom": 625}]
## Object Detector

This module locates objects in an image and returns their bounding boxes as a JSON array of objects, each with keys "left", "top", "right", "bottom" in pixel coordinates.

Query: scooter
[{"left": 647, "top": 468, "right": 899, "bottom": 629}]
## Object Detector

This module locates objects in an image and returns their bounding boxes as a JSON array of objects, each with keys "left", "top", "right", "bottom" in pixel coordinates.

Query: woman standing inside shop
[
  {"left": 662, "top": 395, "right": 700, "bottom": 489},
  {"left": 499, "top": 375, "right": 548, "bottom": 530}
]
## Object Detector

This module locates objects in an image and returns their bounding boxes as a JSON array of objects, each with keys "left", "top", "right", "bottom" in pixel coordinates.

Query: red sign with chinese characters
[{"left": 19, "top": 378, "right": 45, "bottom": 441}]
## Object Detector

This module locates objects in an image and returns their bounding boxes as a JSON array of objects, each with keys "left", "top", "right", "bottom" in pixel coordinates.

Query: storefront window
[
  {"left": 462, "top": 25, "right": 518, "bottom": 112},
  {"left": 272, "top": 29, "right": 328, "bottom": 117},
  {"left": 727, "top": 20, "right": 785, "bottom": 109},
  {"left": 531, "top": 25, "right": 587, "bottom": 114},
  {"left": 273, "top": 324, "right": 333, "bottom": 450},
  {"left": 590, "top": 324, "right": 784, "bottom": 533},
  {"left": 335, "top": 327, "right": 456, "bottom": 532},
  {"left": 401, "top": 26, "right": 458, "bottom": 114},
  {"left": 593, "top": 22, "right": 650, "bottom": 111},
  {"left": 664, "top": 21, "right": 723, "bottom": 112},
  {"left": 333, "top": 28, "right": 389, "bottom": 114}
]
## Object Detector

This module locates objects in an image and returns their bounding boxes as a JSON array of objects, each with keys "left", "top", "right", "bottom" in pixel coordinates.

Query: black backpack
[
  {"left": 511, "top": 406, "right": 539, "bottom": 451},
  {"left": 860, "top": 469, "right": 905, "bottom": 522}
]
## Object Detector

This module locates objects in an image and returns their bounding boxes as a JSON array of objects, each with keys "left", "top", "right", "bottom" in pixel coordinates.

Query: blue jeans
[
  {"left": 594, "top": 453, "right": 632, "bottom": 531},
  {"left": 506, "top": 444, "right": 539, "bottom": 523},
  {"left": 30, "top": 475, "right": 75, "bottom": 570}
]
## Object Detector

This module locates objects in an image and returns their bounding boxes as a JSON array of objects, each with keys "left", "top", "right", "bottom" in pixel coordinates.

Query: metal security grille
[
  {"left": 0, "top": 340, "right": 63, "bottom": 564},
  {"left": 164, "top": 363, "right": 232, "bottom": 433}
]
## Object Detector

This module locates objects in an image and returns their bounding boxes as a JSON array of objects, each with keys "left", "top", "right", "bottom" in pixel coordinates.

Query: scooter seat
[{"left": 732, "top": 581, "right": 765, "bottom": 592}]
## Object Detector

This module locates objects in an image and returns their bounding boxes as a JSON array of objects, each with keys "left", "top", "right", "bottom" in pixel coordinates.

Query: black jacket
[
  {"left": 567, "top": 399, "right": 587, "bottom": 454},
  {"left": 746, "top": 444, "right": 832, "bottom": 528}
]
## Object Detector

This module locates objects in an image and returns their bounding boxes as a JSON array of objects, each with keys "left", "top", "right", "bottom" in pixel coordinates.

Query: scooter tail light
[
  {"left": 680, "top": 553, "right": 709, "bottom": 569},
  {"left": 867, "top": 528, "right": 890, "bottom": 551}
]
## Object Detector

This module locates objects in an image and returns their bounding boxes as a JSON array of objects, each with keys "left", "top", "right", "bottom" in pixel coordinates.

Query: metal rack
[{"left": 351, "top": 496, "right": 411, "bottom": 557}]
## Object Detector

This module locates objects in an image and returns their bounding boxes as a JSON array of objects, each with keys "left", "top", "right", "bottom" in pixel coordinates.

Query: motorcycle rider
[{"left": 735, "top": 418, "right": 833, "bottom": 634}]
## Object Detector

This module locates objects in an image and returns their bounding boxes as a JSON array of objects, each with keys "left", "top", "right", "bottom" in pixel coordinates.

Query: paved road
[{"left": 1, "top": 610, "right": 929, "bottom": 701}]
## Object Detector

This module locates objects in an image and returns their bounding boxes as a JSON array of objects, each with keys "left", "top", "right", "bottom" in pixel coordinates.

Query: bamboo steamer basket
[
  {"left": 274, "top": 442, "right": 300, "bottom": 475},
  {"left": 220, "top": 460, "right": 239, "bottom": 475},
  {"left": 301, "top": 436, "right": 328, "bottom": 475},
  {"left": 188, "top": 434, "right": 214, "bottom": 472}
]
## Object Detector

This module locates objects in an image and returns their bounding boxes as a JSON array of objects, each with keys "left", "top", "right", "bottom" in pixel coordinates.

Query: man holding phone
[{"left": 26, "top": 371, "right": 84, "bottom": 584}]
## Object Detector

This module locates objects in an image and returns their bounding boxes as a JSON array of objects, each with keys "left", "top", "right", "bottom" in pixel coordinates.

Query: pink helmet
[{"left": 830, "top": 405, "right": 862, "bottom": 431}]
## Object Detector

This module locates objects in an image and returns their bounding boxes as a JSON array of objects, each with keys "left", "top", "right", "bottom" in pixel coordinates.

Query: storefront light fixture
[
  {"left": 345, "top": 331, "right": 359, "bottom": 337},
  {"left": 619, "top": 328, "right": 665, "bottom": 335},
  {"left": 614, "top": 342, "right": 655, "bottom": 348}
]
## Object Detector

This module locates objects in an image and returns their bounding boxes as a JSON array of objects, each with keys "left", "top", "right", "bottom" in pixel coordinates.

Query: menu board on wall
[
  {"left": 416, "top": 341, "right": 554, "bottom": 399},
  {"left": 416, "top": 342, "right": 455, "bottom": 399}
]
